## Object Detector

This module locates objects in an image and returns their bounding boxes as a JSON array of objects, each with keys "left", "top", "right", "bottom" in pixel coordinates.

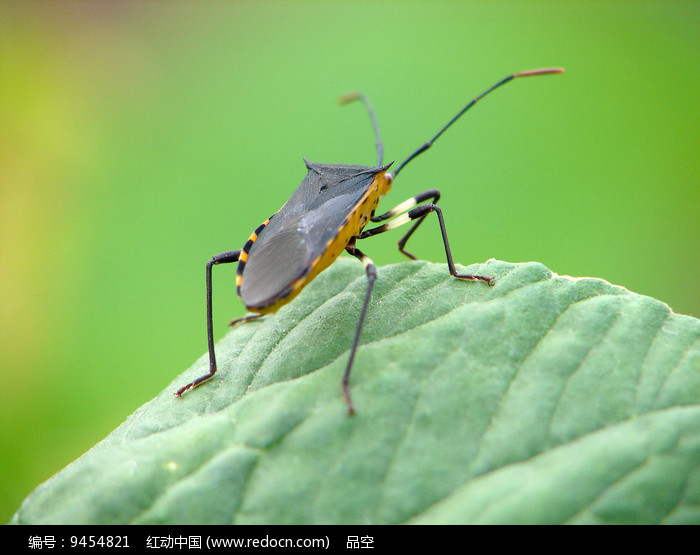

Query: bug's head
[{"left": 378, "top": 170, "right": 394, "bottom": 198}]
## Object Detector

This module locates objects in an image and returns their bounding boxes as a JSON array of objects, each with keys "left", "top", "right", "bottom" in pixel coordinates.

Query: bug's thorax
[{"left": 355, "top": 170, "right": 393, "bottom": 234}]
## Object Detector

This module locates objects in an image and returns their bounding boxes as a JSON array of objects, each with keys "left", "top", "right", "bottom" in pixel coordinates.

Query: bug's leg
[
  {"left": 359, "top": 203, "right": 494, "bottom": 285},
  {"left": 370, "top": 189, "right": 441, "bottom": 259},
  {"left": 176, "top": 249, "right": 242, "bottom": 397},
  {"left": 342, "top": 242, "right": 378, "bottom": 415},
  {"left": 229, "top": 313, "right": 263, "bottom": 327}
]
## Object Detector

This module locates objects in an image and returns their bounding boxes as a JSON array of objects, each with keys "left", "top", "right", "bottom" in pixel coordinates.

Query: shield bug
[{"left": 176, "top": 68, "right": 564, "bottom": 413}]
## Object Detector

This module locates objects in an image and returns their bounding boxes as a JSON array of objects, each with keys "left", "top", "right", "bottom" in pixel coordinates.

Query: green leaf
[{"left": 10, "top": 259, "right": 700, "bottom": 524}]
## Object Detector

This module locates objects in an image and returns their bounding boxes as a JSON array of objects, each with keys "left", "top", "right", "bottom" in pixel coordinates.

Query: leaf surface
[{"left": 11, "top": 259, "right": 700, "bottom": 524}]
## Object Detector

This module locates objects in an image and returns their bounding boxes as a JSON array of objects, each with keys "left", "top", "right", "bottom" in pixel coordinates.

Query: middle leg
[
  {"left": 342, "top": 242, "right": 378, "bottom": 415},
  {"left": 371, "top": 189, "right": 441, "bottom": 259}
]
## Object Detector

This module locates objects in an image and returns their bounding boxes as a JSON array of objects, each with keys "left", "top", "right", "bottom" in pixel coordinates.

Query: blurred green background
[{"left": 1, "top": 1, "right": 698, "bottom": 522}]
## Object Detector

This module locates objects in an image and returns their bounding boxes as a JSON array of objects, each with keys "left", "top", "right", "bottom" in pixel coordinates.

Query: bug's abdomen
[{"left": 237, "top": 171, "right": 389, "bottom": 314}]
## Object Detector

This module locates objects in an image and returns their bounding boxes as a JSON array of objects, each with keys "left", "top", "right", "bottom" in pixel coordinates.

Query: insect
[{"left": 176, "top": 68, "right": 564, "bottom": 414}]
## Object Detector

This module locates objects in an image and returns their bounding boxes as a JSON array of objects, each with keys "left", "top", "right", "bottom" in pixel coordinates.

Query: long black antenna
[
  {"left": 340, "top": 91, "right": 384, "bottom": 166},
  {"left": 393, "top": 68, "right": 564, "bottom": 178}
]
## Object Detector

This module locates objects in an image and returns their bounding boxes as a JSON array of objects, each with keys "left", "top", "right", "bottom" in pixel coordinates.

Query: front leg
[
  {"left": 371, "top": 189, "right": 440, "bottom": 259},
  {"left": 361, "top": 202, "right": 494, "bottom": 285}
]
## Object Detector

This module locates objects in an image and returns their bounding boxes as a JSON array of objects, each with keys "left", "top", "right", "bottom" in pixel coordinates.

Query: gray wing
[{"left": 239, "top": 160, "right": 391, "bottom": 308}]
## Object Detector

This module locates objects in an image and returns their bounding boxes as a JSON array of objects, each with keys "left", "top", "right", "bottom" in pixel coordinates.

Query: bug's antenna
[
  {"left": 393, "top": 68, "right": 565, "bottom": 178},
  {"left": 340, "top": 91, "right": 384, "bottom": 166}
]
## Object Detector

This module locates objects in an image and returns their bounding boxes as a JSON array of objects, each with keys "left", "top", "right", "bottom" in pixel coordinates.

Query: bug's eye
[{"left": 320, "top": 185, "right": 328, "bottom": 192}]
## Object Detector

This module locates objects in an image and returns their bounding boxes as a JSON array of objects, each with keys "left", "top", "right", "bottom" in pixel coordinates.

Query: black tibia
[{"left": 175, "top": 250, "right": 241, "bottom": 397}]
